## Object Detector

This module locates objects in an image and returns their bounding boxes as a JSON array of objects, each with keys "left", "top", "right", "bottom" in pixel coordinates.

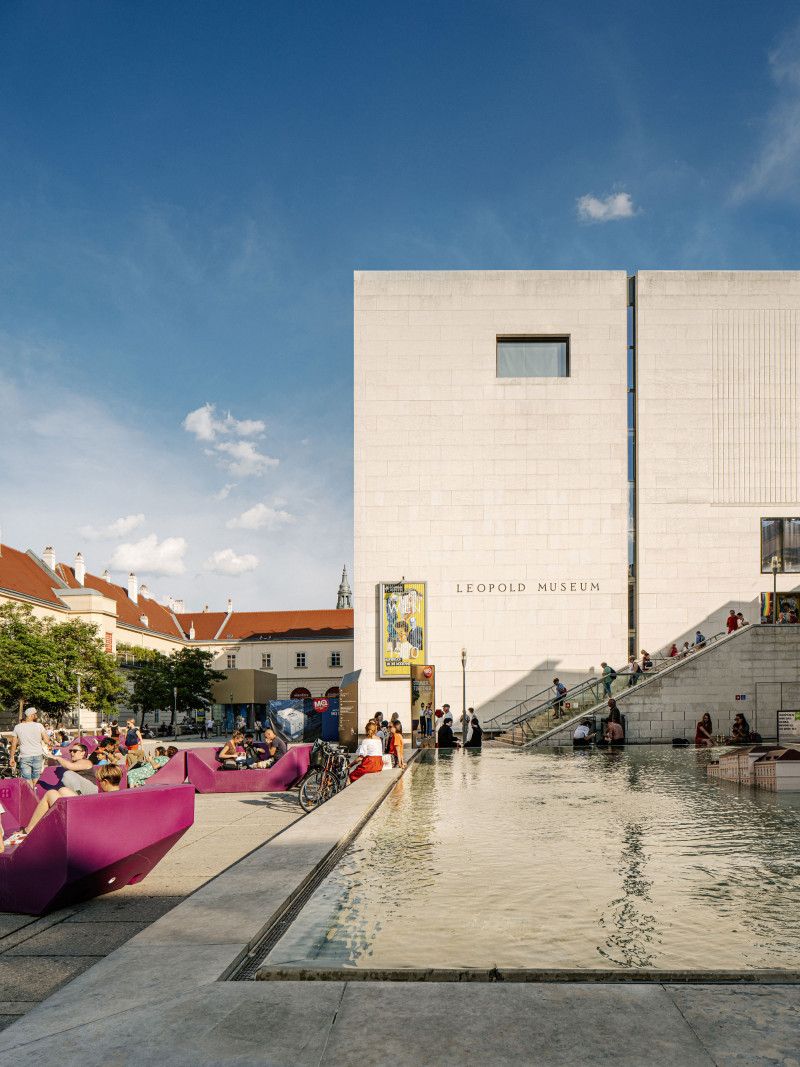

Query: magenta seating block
[
  {"left": 0, "top": 779, "right": 194, "bottom": 915},
  {"left": 140, "top": 750, "right": 188, "bottom": 787},
  {"left": 184, "top": 744, "right": 311, "bottom": 793}
]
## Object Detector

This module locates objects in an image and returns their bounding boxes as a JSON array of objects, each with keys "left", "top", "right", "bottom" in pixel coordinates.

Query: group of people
[
  {"left": 217, "top": 728, "right": 286, "bottom": 769},
  {"left": 572, "top": 699, "right": 625, "bottom": 747},
  {"left": 694, "top": 712, "right": 754, "bottom": 746}
]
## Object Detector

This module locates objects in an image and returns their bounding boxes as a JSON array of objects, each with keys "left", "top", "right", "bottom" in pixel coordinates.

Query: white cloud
[
  {"left": 183, "top": 403, "right": 275, "bottom": 477},
  {"left": 215, "top": 439, "right": 278, "bottom": 477},
  {"left": 214, "top": 483, "right": 237, "bottom": 501},
  {"left": 733, "top": 24, "right": 800, "bottom": 202},
  {"left": 226, "top": 503, "right": 294, "bottom": 530},
  {"left": 203, "top": 548, "right": 259, "bottom": 575},
  {"left": 183, "top": 402, "right": 265, "bottom": 442},
  {"left": 109, "top": 534, "right": 188, "bottom": 576},
  {"left": 576, "top": 192, "right": 638, "bottom": 223},
  {"left": 78, "top": 513, "right": 145, "bottom": 541}
]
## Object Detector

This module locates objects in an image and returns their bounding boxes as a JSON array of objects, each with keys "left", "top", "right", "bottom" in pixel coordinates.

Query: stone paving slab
[
  {"left": 3, "top": 921, "right": 149, "bottom": 957},
  {"left": 5, "top": 979, "right": 800, "bottom": 1066}
]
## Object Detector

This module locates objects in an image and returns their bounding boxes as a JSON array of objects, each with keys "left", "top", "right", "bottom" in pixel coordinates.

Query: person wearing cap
[{"left": 9, "top": 708, "right": 49, "bottom": 785}]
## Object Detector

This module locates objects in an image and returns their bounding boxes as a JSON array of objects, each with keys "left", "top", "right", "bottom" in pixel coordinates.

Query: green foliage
[
  {"left": 0, "top": 602, "right": 126, "bottom": 721},
  {"left": 129, "top": 646, "right": 226, "bottom": 726}
]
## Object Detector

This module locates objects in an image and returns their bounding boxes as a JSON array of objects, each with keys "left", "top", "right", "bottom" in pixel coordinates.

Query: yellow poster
[{"left": 379, "top": 581, "right": 426, "bottom": 678}]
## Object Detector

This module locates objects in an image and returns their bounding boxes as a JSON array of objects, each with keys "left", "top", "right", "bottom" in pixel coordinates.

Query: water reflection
[{"left": 264, "top": 746, "right": 800, "bottom": 971}]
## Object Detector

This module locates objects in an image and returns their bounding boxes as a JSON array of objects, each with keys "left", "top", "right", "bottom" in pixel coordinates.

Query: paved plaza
[{"left": 0, "top": 753, "right": 799, "bottom": 1064}]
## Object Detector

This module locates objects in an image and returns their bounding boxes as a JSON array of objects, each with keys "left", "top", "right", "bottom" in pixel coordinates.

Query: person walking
[
  {"left": 601, "top": 662, "right": 614, "bottom": 696},
  {"left": 627, "top": 656, "right": 641, "bottom": 687},
  {"left": 9, "top": 708, "right": 49, "bottom": 786},
  {"left": 552, "top": 679, "right": 567, "bottom": 718},
  {"left": 726, "top": 610, "right": 739, "bottom": 634}
]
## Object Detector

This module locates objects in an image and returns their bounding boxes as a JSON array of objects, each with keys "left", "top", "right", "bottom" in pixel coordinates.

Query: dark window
[
  {"left": 496, "top": 337, "right": 569, "bottom": 378},
  {"left": 761, "top": 519, "right": 800, "bottom": 573}
]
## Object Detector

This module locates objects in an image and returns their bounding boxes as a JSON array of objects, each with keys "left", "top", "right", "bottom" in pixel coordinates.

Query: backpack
[{"left": 607, "top": 669, "right": 617, "bottom": 681}]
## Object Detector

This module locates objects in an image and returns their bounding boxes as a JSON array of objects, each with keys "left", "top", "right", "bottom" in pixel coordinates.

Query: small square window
[
  {"left": 226, "top": 654, "right": 236, "bottom": 669},
  {"left": 296, "top": 652, "right": 306, "bottom": 668},
  {"left": 497, "top": 337, "right": 570, "bottom": 378},
  {"left": 261, "top": 653, "right": 271, "bottom": 668},
  {"left": 330, "top": 651, "right": 341, "bottom": 668}
]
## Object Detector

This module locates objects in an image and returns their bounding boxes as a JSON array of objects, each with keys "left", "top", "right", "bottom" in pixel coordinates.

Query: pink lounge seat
[
  {"left": 140, "top": 749, "right": 188, "bottom": 787},
  {"left": 38, "top": 760, "right": 129, "bottom": 793},
  {"left": 184, "top": 744, "right": 311, "bottom": 793},
  {"left": 0, "top": 779, "right": 194, "bottom": 915}
]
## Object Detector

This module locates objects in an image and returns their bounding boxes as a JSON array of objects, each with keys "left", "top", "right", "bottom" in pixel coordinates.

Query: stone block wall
[{"left": 537, "top": 625, "right": 800, "bottom": 745}]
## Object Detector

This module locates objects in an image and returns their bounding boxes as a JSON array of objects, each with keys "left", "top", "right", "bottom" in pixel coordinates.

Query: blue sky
[{"left": 1, "top": 0, "right": 799, "bottom": 610}]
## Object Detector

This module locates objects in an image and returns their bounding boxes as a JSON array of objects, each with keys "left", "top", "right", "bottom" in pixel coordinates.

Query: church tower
[{"left": 336, "top": 564, "right": 352, "bottom": 609}]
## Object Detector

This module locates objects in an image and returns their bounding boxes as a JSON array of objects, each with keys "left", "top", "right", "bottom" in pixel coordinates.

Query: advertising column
[{"left": 410, "top": 664, "right": 435, "bottom": 748}]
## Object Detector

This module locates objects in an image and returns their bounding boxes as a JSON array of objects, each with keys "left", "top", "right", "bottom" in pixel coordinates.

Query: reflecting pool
[{"left": 263, "top": 746, "right": 800, "bottom": 971}]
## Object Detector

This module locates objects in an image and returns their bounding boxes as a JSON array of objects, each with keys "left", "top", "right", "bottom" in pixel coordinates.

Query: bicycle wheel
[{"left": 299, "top": 771, "right": 324, "bottom": 811}]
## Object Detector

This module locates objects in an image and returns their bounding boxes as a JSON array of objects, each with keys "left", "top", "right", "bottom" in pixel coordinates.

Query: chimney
[
  {"left": 74, "top": 552, "right": 85, "bottom": 586},
  {"left": 174, "top": 599, "right": 184, "bottom": 613},
  {"left": 0, "top": 525, "right": 2, "bottom": 556},
  {"left": 128, "top": 573, "right": 138, "bottom": 604},
  {"left": 139, "top": 614, "right": 149, "bottom": 628},
  {"left": 203, "top": 604, "right": 209, "bottom": 613},
  {"left": 227, "top": 598, "right": 233, "bottom": 613},
  {"left": 140, "top": 584, "right": 150, "bottom": 600},
  {"left": 167, "top": 595, "right": 174, "bottom": 610},
  {"left": 102, "top": 569, "right": 111, "bottom": 583},
  {"left": 189, "top": 621, "right": 196, "bottom": 639},
  {"left": 43, "top": 546, "right": 56, "bottom": 571}
]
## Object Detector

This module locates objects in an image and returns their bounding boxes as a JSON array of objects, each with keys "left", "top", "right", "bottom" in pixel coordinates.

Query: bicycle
[{"left": 298, "top": 741, "right": 350, "bottom": 812}]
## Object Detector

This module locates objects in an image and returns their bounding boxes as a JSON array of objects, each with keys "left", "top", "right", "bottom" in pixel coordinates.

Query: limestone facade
[{"left": 354, "top": 270, "right": 800, "bottom": 728}]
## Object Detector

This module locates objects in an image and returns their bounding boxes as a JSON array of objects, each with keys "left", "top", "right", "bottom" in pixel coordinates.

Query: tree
[
  {"left": 129, "top": 651, "right": 172, "bottom": 728},
  {"left": 169, "top": 648, "right": 226, "bottom": 729},
  {"left": 0, "top": 603, "right": 126, "bottom": 723}
]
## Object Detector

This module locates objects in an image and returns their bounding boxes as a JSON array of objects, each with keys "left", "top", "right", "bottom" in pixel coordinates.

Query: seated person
[
  {"left": 640, "top": 650, "right": 654, "bottom": 671},
  {"left": 695, "top": 713, "right": 715, "bottom": 747},
  {"left": 437, "top": 714, "right": 459, "bottom": 749},
  {"left": 217, "top": 731, "right": 246, "bottom": 767},
  {"left": 264, "top": 728, "right": 287, "bottom": 763},
  {"left": 128, "top": 746, "right": 170, "bottom": 788},
  {"left": 464, "top": 717, "right": 483, "bottom": 748},
  {"left": 46, "top": 739, "right": 122, "bottom": 794},
  {"left": 349, "top": 721, "right": 384, "bottom": 782},
  {"left": 573, "top": 719, "right": 595, "bottom": 746},
  {"left": 728, "top": 713, "right": 750, "bottom": 744},
  {"left": 242, "top": 732, "right": 271, "bottom": 769},
  {"left": 22, "top": 763, "right": 123, "bottom": 838},
  {"left": 603, "top": 718, "right": 625, "bottom": 746}
]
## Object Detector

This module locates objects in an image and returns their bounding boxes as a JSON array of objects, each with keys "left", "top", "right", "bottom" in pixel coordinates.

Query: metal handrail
[{"left": 485, "top": 627, "right": 738, "bottom": 743}]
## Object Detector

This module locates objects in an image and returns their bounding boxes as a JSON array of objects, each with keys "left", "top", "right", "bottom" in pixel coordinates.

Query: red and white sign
[
  {"left": 313, "top": 698, "right": 329, "bottom": 712},
  {"left": 290, "top": 687, "right": 312, "bottom": 700},
  {"left": 423, "top": 667, "right": 433, "bottom": 679}
]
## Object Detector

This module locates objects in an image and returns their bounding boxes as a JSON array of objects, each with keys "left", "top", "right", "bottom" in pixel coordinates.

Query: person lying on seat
[
  {"left": 46, "top": 739, "right": 121, "bottom": 794},
  {"left": 19, "top": 764, "right": 123, "bottom": 839}
]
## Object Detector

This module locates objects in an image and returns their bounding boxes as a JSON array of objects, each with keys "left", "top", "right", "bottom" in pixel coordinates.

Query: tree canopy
[
  {"left": 0, "top": 602, "right": 126, "bottom": 721},
  {"left": 128, "top": 646, "right": 225, "bottom": 726}
]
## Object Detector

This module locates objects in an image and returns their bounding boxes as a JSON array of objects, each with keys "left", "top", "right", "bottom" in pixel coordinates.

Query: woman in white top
[{"left": 348, "top": 721, "right": 384, "bottom": 783}]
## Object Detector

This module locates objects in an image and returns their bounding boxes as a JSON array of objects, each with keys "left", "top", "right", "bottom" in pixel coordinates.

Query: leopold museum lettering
[{"left": 456, "top": 581, "right": 601, "bottom": 593}]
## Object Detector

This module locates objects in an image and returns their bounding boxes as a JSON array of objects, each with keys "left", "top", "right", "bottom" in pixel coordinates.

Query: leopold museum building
[{"left": 353, "top": 270, "right": 800, "bottom": 726}]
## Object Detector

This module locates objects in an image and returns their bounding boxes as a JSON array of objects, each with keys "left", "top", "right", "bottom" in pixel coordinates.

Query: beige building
[
  {"left": 354, "top": 270, "right": 800, "bottom": 728},
  {"left": 0, "top": 538, "right": 353, "bottom": 711}
]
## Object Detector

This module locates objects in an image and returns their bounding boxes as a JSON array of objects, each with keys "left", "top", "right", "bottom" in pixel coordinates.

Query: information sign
[{"left": 777, "top": 709, "right": 800, "bottom": 746}]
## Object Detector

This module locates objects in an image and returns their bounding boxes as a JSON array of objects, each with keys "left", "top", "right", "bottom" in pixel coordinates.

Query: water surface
[{"left": 264, "top": 746, "right": 800, "bottom": 971}]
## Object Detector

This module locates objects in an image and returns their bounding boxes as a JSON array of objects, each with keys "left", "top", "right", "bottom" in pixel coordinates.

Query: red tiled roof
[
  {"left": 174, "top": 612, "right": 228, "bottom": 640},
  {"left": 175, "top": 609, "right": 354, "bottom": 641},
  {"left": 0, "top": 545, "right": 67, "bottom": 608},
  {"left": 56, "top": 564, "right": 185, "bottom": 639}
]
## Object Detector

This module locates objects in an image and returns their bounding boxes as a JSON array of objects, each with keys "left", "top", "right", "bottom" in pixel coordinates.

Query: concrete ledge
[
  {"left": 0, "top": 760, "right": 413, "bottom": 1053},
  {"left": 257, "top": 965, "right": 800, "bottom": 984}
]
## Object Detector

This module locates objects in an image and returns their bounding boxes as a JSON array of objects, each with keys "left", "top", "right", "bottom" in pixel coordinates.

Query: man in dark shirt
[
  {"left": 264, "top": 728, "right": 287, "bottom": 762},
  {"left": 437, "top": 715, "right": 458, "bottom": 748}
]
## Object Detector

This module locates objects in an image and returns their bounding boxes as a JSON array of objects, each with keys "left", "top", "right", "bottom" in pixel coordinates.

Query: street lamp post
[
  {"left": 772, "top": 555, "right": 779, "bottom": 624},
  {"left": 461, "top": 647, "right": 467, "bottom": 741},
  {"left": 173, "top": 686, "right": 178, "bottom": 738},
  {"left": 230, "top": 691, "right": 234, "bottom": 734}
]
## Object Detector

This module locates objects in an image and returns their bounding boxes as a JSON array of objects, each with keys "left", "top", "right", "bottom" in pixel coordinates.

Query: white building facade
[{"left": 354, "top": 270, "right": 800, "bottom": 727}]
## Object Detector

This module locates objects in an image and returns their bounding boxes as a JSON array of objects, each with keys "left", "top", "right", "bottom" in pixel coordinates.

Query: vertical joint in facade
[{"left": 627, "top": 274, "right": 637, "bottom": 658}]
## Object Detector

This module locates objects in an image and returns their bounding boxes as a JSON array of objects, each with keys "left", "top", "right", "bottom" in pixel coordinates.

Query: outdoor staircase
[{"left": 486, "top": 627, "right": 746, "bottom": 748}]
